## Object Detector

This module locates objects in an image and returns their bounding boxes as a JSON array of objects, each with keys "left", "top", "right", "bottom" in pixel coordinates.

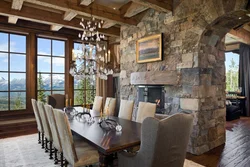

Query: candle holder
[{"left": 98, "top": 118, "right": 122, "bottom": 132}]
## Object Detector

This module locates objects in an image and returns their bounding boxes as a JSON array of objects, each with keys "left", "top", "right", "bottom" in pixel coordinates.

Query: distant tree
[
  {"left": 74, "top": 80, "right": 85, "bottom": 105},
  {"left": 226, "top": 58, "right": 239, "bottom": 91},
  {"left": 37, "top": 72, "right": 46, "bottom": 103},
  {"left": 14, "top": 92, "right": 23, "bottom": 109}
]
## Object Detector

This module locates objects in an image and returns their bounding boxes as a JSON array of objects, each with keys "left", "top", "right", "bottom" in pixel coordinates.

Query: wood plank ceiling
[{"left": 0, "top": 0, "right": 172, "bottom": 38}]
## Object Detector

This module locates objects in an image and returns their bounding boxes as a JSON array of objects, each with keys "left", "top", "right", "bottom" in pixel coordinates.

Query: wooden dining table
[{"left": 69, "top": 107, "right": 141, "bottom": 167}]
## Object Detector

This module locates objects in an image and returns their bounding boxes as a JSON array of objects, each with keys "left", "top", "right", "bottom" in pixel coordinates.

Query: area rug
[{"left": 0, "top": 134, "right": 204, "bottom": 167}]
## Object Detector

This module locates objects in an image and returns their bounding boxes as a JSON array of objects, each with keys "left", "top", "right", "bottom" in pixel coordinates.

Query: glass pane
[
  {"left": 37, "top": 73, "right": 51, "bottom": 90},
  {"left": 86, "top": 77, "right": 95, "bottom": 89},
  {"left": 74, "top": 90, "right": 85, "bottom": 105},
  {"left": 0, "top": 32, "right": 8, "bottom": 52},
  {"left": 37, "top": 38, "right": 51, "bottom": 55},
  {"left": 225, "top": 52, "right": 239, "bottom": 91},
  {"left": 10, "top": 73, "right": 26, "bottom": 91},
  {"left": 52, "top": 57, "right": 65, "bottom": 73},
  {"left": 0, "top": 53, "right": 8, "bottom": 71},
  {"left": 10, "top": 92, "right": 26, "bottom": 110},
  {"left": 86, "top": 90, "right": 95, "bottom": 104},
  {"left": 52, "top": 91, "right": 65, "bottom": 95},
  {"left": 10, "top": 54, "right": 26, "bottom": 72},
  {"left": 0, "top": 73, "right": 8, "bottom": 91},
  {"left": 38, "top": 56, "right": 51, "bottom": 73},
  {"left": 52, "top": 74, "right": 64, "bottom": 90},
  {"left": 0, "top": 92, "right": 8, "bottom": 111},
  {"left": 37, "top": 91, "right": 51, "bottom": 103},
  {"left": 74, "top": 43, "right": 81, "bottom": 49},
  {"left": 10, "top": 34, "right": 26, "bottom": 53},
  {"left": 52, "top": 40, "right": 65, "bottom": 57},
  {"left": 74, "top": 79, "right": 85, "bottom": 90}
]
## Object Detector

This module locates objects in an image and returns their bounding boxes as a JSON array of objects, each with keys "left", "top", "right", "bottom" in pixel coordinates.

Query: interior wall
[{"left": 120, "top": 0, "right": 250, "bottom": 155}]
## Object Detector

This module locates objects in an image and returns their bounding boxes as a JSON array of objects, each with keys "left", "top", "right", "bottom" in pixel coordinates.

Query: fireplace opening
[{"left": 137, "top": 85, "right": 165, "bottom": 114}]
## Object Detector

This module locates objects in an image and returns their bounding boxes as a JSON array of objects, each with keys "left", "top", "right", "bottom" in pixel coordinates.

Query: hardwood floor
[{"left": 186, "top": 117, "right": 250, "bottom": 167}]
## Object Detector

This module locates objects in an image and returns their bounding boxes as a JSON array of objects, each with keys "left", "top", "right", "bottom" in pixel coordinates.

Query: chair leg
[
  {"left": 38, "top": 132, "right": 41, "bottom": 144},
  {"left": 41, "top": 133, "right": 45, "bottom": 149},
  {"left": 54, "top": 148, "right": 58, "bottom": 164},
  {"left": 45, "top": 138, "right": 49, "bottom": 153},
  {"left": 60, "top": 152, "right": 64, "bottom": 167},
  {"left": 49, "top": 141, "right": 53, "bottom": 159}
]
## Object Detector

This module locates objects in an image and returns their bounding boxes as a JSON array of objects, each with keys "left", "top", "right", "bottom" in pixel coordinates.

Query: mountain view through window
[
  {"left": 0, "top": 32, "right": 26, "bottom": 111},
  {"left": 37, "top": 37, "right": 65, "bottom": 103}
]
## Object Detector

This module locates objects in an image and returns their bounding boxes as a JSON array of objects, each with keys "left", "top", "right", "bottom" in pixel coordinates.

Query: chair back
[
  {"left": 53, "top": 109, "right": 78, "bottom": 165},
  {"left": 44, "top": 104, "right": 62, "bottom": 152},
  {"left": 138, "top": 114, "right": 193, "bottom": 167},
  {"left": 136, "top": 102, "right": 156, "bottom": 123},
  {"left": 31, "top": 99, "right": 43, "bottom": 133},
  {"left": 118, "top": 100, "right": 134, "bottom": 120},
  {"left": 37, "top": 101, "right": 52, "bottom": 141},
  {"left": 92, "top": 96, "right": 103, "bottom": 112},
  {"left": 104, "top": 97, "right": 116, "bottom": 116},
  {"left": 47, "top": 94, "right": 65, "bottom": 110}
]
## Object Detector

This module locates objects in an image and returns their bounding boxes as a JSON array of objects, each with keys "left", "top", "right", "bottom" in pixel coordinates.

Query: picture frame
[{"left": 136, "top": 33, "right": 163, "bottom": 63}]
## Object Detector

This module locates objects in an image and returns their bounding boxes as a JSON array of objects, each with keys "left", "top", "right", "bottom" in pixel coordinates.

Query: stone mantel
[{"left": 130, "top": 71, "right": 179, "bottom": 85}]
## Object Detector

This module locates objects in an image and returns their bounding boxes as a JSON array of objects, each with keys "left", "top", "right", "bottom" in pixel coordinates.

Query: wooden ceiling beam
[
  {"left": 0, "top": 16, "right": 81, "bottom": 37},
  {"left": 228, "top": 29, "right": 250, "bottom": 45},
  {"left": 124, "top": 2, "right": 149, "bottom": 18},
  {"left": 131, "top": 0, "right": 172, "bottom": 12},
  {"left": 80, "top": 0, "right": 94, "bottom": 6},
  {"left": 24, "top": 0, "right": 137, "bottom": 26},
  {"left": 0, "top": 1, "right": 120, "bottom": 37},
  {"left": 8, "top": 16, "right": 18, "bottom": 24},
  {"left": 12, "top": 0, "right": 24, "bottom": 10},
  {"left": 63, "top": 10, "right": 77, "bottom": 21},
  {"left": 51, "top": 25, "right": 63, "bottom": 31},
  {"left": 102, "top": 20, "right": 116, "bottom": 29}
]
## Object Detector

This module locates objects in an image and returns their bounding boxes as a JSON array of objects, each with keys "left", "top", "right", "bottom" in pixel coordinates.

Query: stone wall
[{"left": 120, "top": 0, "right": 250, "bottom": 155}]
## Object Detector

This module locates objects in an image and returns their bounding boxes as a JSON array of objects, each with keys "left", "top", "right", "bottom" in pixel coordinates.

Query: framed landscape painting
[{"left": 136, "top": 33, "right": 163, "bottom": 63}]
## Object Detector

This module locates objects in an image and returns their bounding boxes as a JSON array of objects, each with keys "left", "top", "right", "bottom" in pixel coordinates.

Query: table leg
[{"left": 99, "top": 152, "right": 108, "bottom": 167}]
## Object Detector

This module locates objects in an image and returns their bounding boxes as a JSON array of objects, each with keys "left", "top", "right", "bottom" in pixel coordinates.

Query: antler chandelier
[{"left": 69, "top": 14, "right": 113, "bottom": 80}]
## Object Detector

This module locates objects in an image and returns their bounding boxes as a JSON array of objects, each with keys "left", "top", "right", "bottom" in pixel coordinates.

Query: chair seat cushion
[{"left": 74, "top": 140, "right": 99, "bottom": 167}]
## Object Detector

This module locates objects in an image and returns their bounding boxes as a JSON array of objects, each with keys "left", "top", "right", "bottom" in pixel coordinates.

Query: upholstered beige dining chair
[
  {"left": 118, "top": 113, "right": 194, "bottom": 167},
  {"left": 118, "top": 100, "right": 134, "bottom": 120},
  {"left": 92, "top": 96, "right": 103, "bottom": 112},
  {"left": 37, "top": 101, "right": 53, "bottom": 159},
  {"left": 136, "top": 102, "right": 156, "bottom": 123},
  {"left": 53, "top": 109, "right": 99, "bottom": 167},
  {"left": 103, "top": 97, "right": 116, "bottom": 116},
  {"left": 31, "top": 99, "right": 44, "bottom": 147},
  {"left": 44, "top": 104, "right": 62, "bottom": 164},
  {"left": 47, "top": 94, "right": 65, "bottom": 110}
]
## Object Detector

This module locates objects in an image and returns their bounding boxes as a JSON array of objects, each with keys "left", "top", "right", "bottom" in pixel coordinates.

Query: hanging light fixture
[{"left": 69, "top": 5, "right": 113, "bottom": 81}]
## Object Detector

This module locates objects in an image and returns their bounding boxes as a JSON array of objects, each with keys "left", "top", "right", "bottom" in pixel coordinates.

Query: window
[
  {"left": 37, "top": 37, "right": 65, "bottom": 102},
  {"left": 225, "top": 52, "right": 239, "bottom": 91},
  {"left": 0, "top": 32, "right": 26, "bottom": 111},
  {"left": 73, "top": 42, "right": 96, "bottom": 106}
]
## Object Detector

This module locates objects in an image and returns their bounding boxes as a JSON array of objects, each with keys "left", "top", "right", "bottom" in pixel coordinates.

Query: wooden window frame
[
  {"left": 0, "top": 31, "right": 27, "bottom": 112},
  {"left": 36, "top": 37, "right": 66, "bottom": 101}
]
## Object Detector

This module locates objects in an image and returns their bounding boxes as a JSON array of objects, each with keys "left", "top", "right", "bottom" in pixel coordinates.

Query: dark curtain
[{"left": 239, "top": 43, "right": 250, "bottom": 116}]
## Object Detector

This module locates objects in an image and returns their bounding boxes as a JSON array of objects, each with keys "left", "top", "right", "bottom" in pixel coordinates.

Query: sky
[{"left": 225, "top": 52, "right": 239, "bottom": 72}]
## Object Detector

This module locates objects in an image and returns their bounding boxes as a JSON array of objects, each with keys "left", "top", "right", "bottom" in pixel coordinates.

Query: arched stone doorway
[{"left": 188, "top": 2, "right": 250, "bottom": 155}]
